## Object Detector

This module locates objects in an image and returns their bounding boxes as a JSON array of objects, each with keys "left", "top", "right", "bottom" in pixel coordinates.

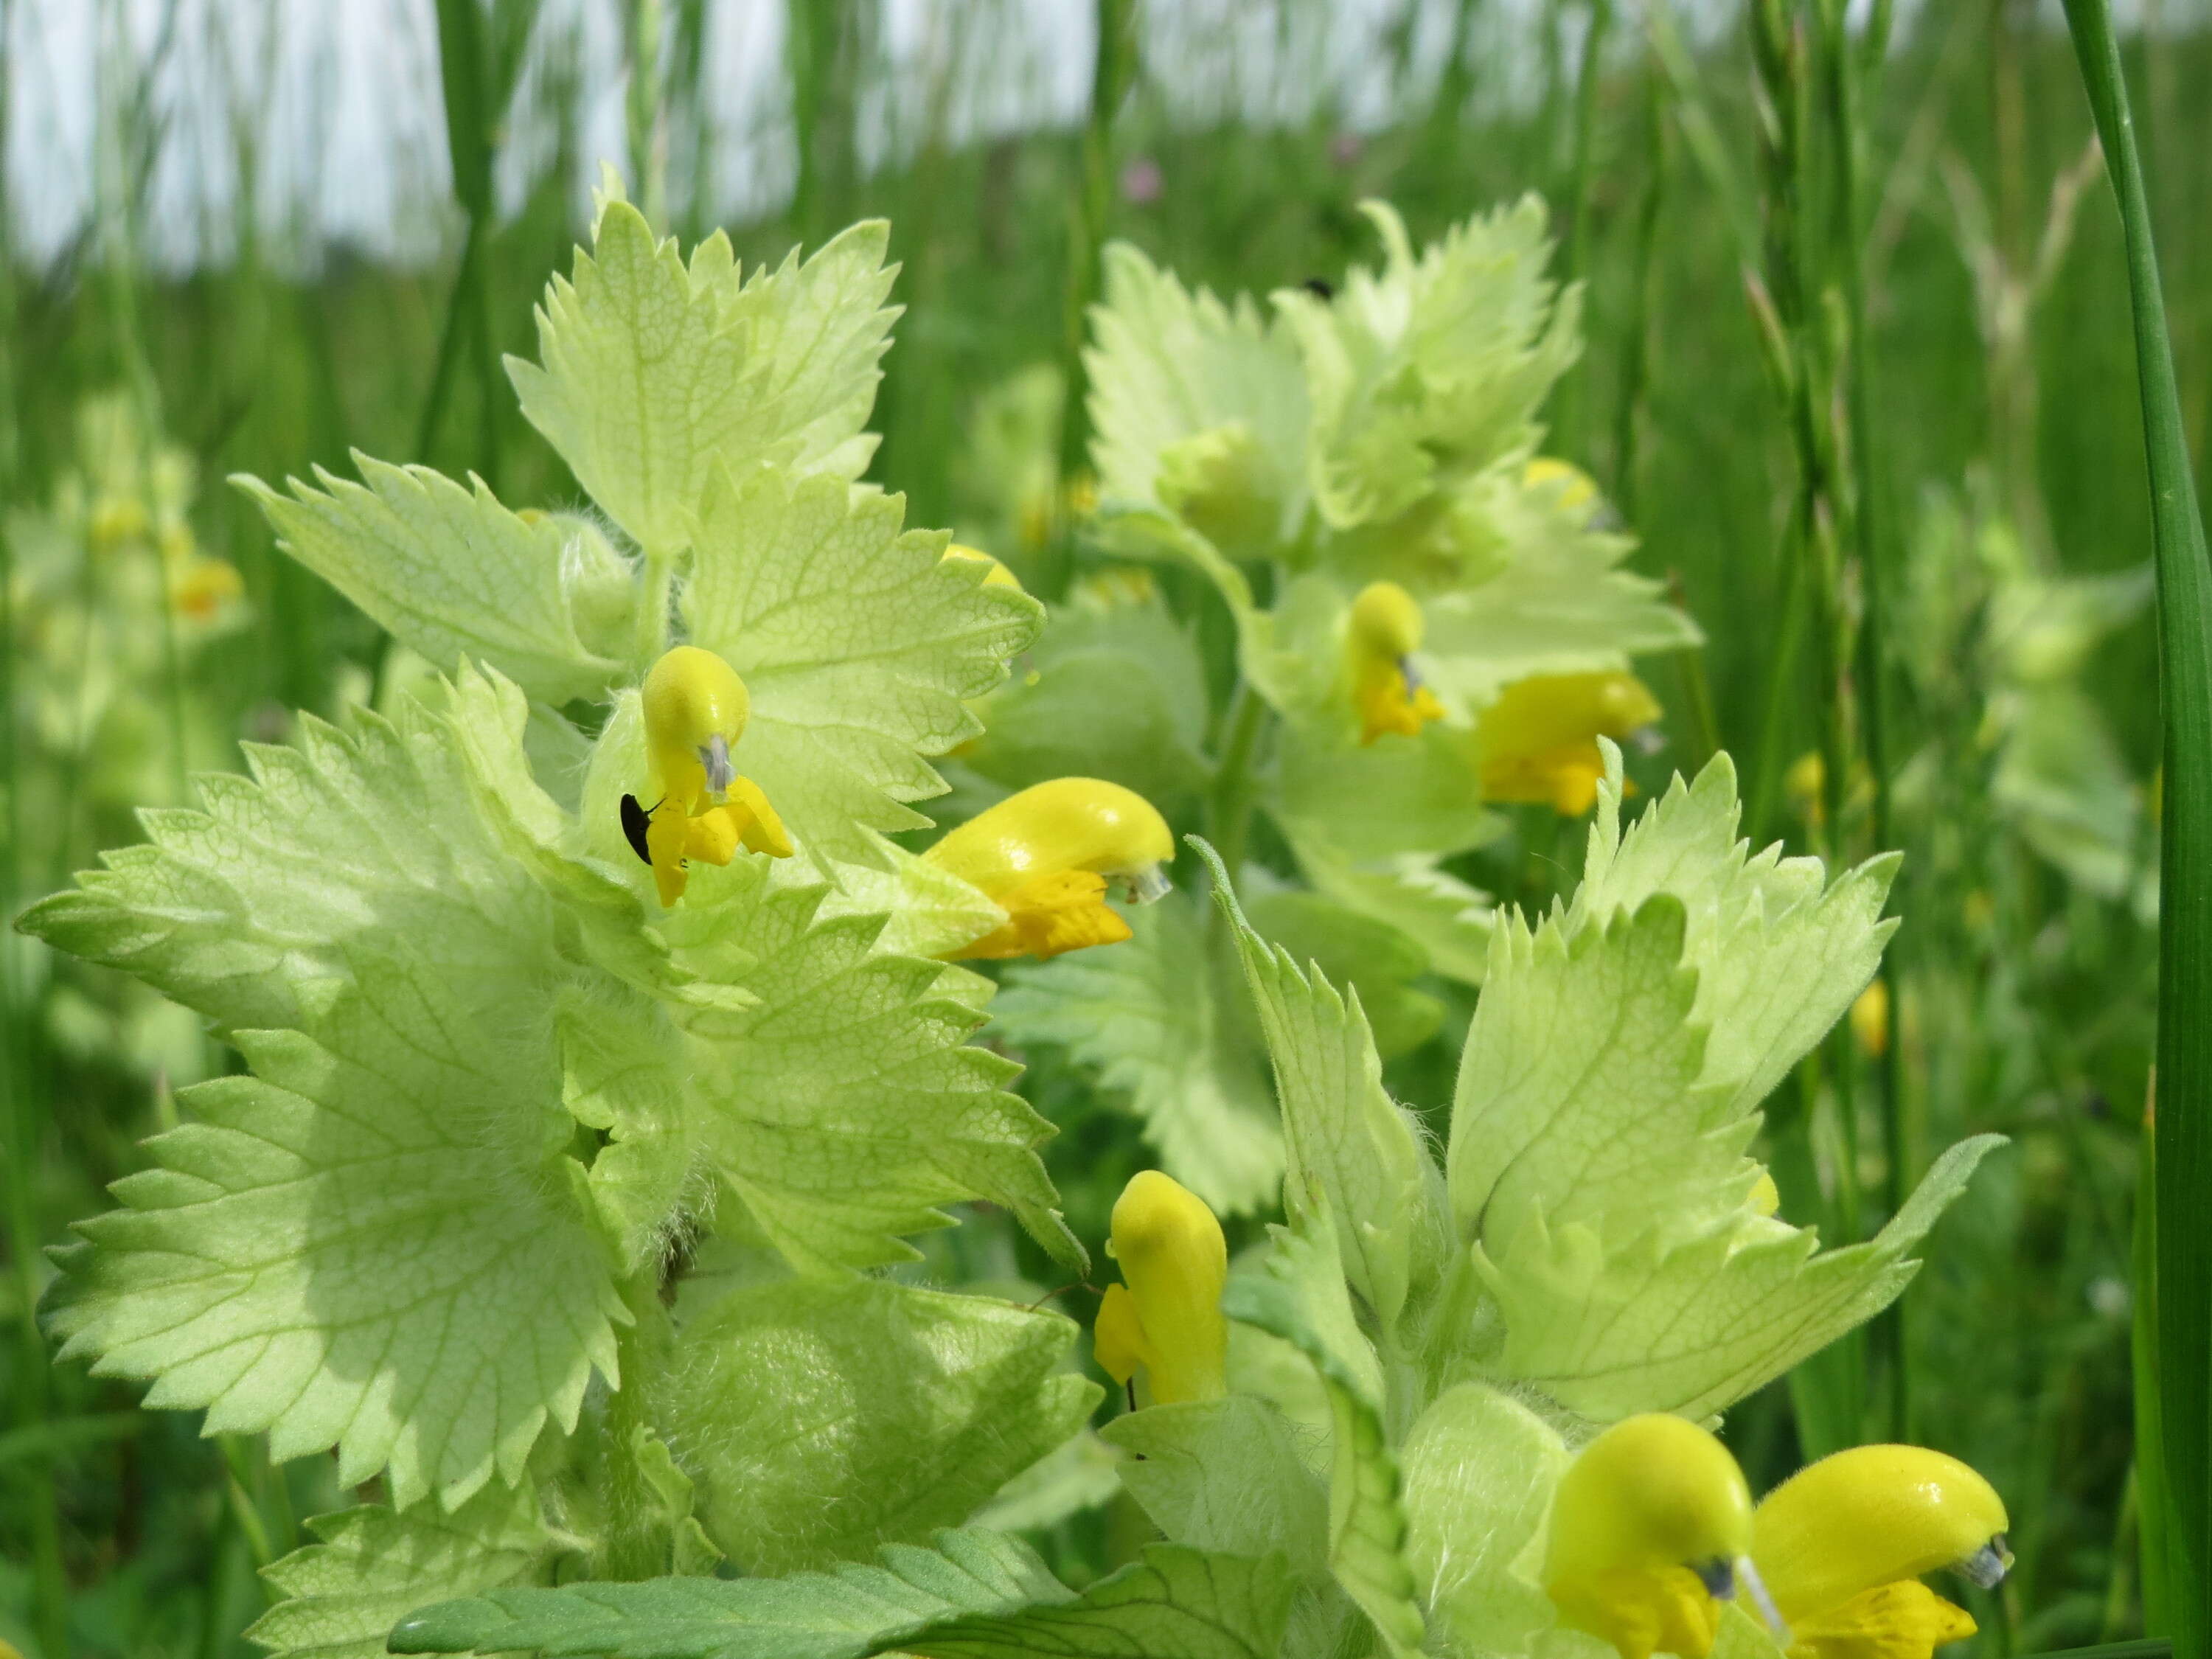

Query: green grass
[{"left": 1, "top": 3, "right": 2206, "bottom": 1652}]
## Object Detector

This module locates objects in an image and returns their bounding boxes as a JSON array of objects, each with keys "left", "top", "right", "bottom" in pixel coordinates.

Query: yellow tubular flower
[
  {"left": 1850, "top": 980, "right": 1891, "bottom": 1060},
  {"left": 1543, "top": 1414, "right": 1765, "bottom": 1659},
  {"left": 628, "top": 645, "right": 792, "bottom": 907},
  {"left": 1479, "top": 672, "right": 1663, "bottom": 815},
  {"left": 1753, "top": 1445, "right": 2010, "bottom": 1659},
  {"left": 921, "top": 778, "right": 1173, "bottom": 961},
  {"left": 1347, "top": 580, "right": 1447, "bottom": 745},
  {"left": 943, "top": 542, "right": 1026, "bottom": 591},
  {"left": 1093, "top": 1171, "right": 1227, "bottom": 1406}
]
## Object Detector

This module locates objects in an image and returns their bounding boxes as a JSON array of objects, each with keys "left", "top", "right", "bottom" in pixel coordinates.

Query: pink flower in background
[
  {"left": 1120, "top": 157, "right": 1164, "bottom": 204},
  {"left": 1331, "top": 131, "right": 1364, "bottom": 168}
]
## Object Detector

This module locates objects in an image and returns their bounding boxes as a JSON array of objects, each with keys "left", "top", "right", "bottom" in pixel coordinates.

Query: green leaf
[
  {"left": 995, "top": 894, "right": 1284, "bottom": 1216},
  {"left": 1238, "top": 890, "right": 1442, "bottom": 1060},
  {"left": 661, "top": 856, "right": 1082, "bottom": 1271},
  {"left": 1284, "top": 832, "right": 1495, "bottom": 987},
  {"left": 1570, "top": 747, "right": 1899, "bottom": 1123},
  {"left": 250, "top": 1483, "right": 552, "bottom": 1659},
  {"left": 509, "top": 204, "right": 897, "bottom": 551},
  {"left": 1397, "top": 1382, "right": 1566, "bottom": 1658},
  {"left": 392, "top": 1533, "right": 1292, "bottom": 1659},
  {"left": 1284, "top": 198, "right": 1578, "bottom": 532},
  {"left": 1413, "top": 465, "right": 1701, "bottom": 709},
  {"left": 234, "top": 456, "right": 624, "bottom": 707},
  {"left": 1270, "top": 714, "right": 1498, "bottom": 863},
  {"left": 390, "top": 1527, "right": 1070, "bottom": 1657},
  {"left": 24, "top": 698, "right": 624, "bottom": 1509},
  {"left": 810, "top": 840, "right": 1011, "bottom": 961},
  {"left": 1200, "top": 845, "right": 1448, "bottom": 1336},
  {"left": 1223, "top": 1214, "right": 1424, "bottom": 1657},
  {"left": 1472, "top": 1133, "right": 2006, "bottom": 1422},
  {"left": 1102, "top": 1397, "right": 1330, "bottom": 1582},
  {"left": 681, "top": 465, "right": 1042, "bottom": 866},
  {"left": 960, "top": 591, "right": 1212, "bottom": 808},
  {"left": 1086, "top": 241, "right": 1309, "bottom": 554},
  {"left": 902, "top": 1545, "right": 1295, "bottom": 1659},
  {"left": 655, "top": 1277, "right": 1099, "bottom": 1575},
  {"left": 970, "top": 1430, "right": 1122, "bottom": 1534}
]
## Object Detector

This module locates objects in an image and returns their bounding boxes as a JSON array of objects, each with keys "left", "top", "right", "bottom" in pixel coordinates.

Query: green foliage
[
  {"left": 681, "top": 464, "right": 1041, "bottom": 865},
  {"left": 656, "top": 1277, "right": 1098, "bottom": 1574},
  {"left": 248, "top": 1484, "right": 554, "bottom": 1659},
  {"left": 389, "top": 1533, "right": 1293, "bottom": 1659},
  {"left": 508, "top": 198, "right": 896, "bottom": 552},
  {"left": 995, "top": 894, "right": 1284, "bottom": 1215},
  {"left": 235, "top": 459, "right": 623, "bottom": 706}
]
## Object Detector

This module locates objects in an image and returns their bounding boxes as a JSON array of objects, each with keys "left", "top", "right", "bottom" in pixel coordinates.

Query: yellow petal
[
  {"left": 1550, "top": 1565, "right": 1722, "bottom": 1659},
  {"left": 643, "top": 645, "right": 751, "bottom": 809},
  {"left": 1093, "top": 1281, "right": 1154, "bottom": 1388},
  {"left": 644, "top": 808, "right": 692, "bottom": 908},
  {"left": 947, "top": 870, "right": 1130, "bottom": 961},
  {"left": 1850, "top": 980, "right": 1891, "bottom": 1060},
  {"left": 723, "top": 775, "right": 793, "bottom": 859},
  {"left": 1785, "top": 1581, "right": 1976, "bottom": 1659},
  {"left": 922, "top": 779, "right": 1173, "bottom": 914},
  {"left": 1753, "top": 1445, "right": 2009, "bottom": 1622},
  {"left": 1545, "top": 1415, "right": 1753, "bottom": 1659},
  {"left": 1103, "top": 1172, "right": 1226, "bottom": 1405},
  {"left": 944, "top": 543, "right": 1025, "bottom": 591},
  {"left": 1478, "top": 673, "right": 1662, "bottom": 810}
]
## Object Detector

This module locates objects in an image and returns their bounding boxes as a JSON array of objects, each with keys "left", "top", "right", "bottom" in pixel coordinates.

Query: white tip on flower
[
  {"left": 1127, "top": 865, "right": 1173, "bottom": 904},
  {"left": 1736, "top": 1555, "right": 1789, "bottom": 1641},
  {"left": 700, "top": 734, "right": 735, "bottom": 796}
]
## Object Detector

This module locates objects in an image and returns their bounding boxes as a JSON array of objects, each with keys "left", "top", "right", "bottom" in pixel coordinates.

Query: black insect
[
  {"left": 1302, "top": 276, "right": 1335, "bottom": 299},
  {"left": 620, "top": 794, "right": 659, "bottom": 865}
]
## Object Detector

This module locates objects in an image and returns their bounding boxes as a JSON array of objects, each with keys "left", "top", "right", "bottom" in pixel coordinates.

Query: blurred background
[{"left": 3, "top": 0, "right": 2208, "bottom": 1652}]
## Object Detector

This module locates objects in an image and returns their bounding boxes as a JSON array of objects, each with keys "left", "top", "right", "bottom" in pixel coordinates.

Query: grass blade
[{"left": 2059, "top": 4, "right": 2212, "bottom": 1653}]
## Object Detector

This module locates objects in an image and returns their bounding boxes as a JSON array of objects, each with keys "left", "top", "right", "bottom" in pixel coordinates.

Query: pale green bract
[
  {"left": 681, "top": 464, "right": 1041, "bottom": 866},
  {"left": 655, "top": 1276, "right": 1100, "bottom": 1574},
  {"left": 993, "top": 893, "right": 1285, "bottom": 1215},
  {"left": 236, "top": 458, "right": 625, "bottom": 706},
  {"left": 389, "top": 1531, "right": 1295, "bottom": 1659},
  {"left": 1284, "top": 198, "right": 1579, "bottom": 532},
  {"left": 1130, "top": 748, "right": 2001, "bottom": 1659},
  {"left": 246, "top": 1484, "right": 556, "bottom": 1659},
  {"left": 1085, "top": 242, "right": 1310, "bottom": 555},
  {"left": 22, "top": 663, "right": 1074, "bottom": 1518},
  {"left": 509, "top": 193, "right": 897, "bottom": 552}
]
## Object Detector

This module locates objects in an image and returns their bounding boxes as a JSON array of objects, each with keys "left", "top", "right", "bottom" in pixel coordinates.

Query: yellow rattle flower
[
  {"left": 622, "top": 645, "right": 792, "bottom": 907},
  {"left": 1478, "top": 671, "right": 1663, "bottom": 815},
  {"left": 1544, "top": 1414, "right": 1773, "bottom": 1659},
  {"left": 1347, "top": 580, "right": 1447, "bottom": 745},
  {"left": 943, "top": 542, "right": 1026, "bottom": 591},
  {"left": 1753, "top": 1444, "right": 2009, "bottom": 1659},
  {"left": 921, "top": 777, "right": 1173, "bottom": 961},
  {"left": 1092, "top": 1171, "right": 1227, "bottom": 1407}
]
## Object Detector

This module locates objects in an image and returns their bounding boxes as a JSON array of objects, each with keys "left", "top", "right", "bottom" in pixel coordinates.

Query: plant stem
[
  {"left": 603, "top": 1276, "right": 675, "bottom": 1581},
  {"left": 627, "top": 0, "right": 667, "bottom": 229},
  {"left": 1046, "top": 0, "right": 1135, "bottom": 599},
  {"left": 1206, "top": 681, "right": 1270, "bottom": 895},
  {"left": 2062, "top": 7, "right": 2212, "bottom": 1651}
]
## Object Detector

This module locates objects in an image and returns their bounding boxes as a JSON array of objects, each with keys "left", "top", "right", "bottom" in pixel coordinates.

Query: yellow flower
[
  {"left": 1093, "top": 1171, "right": 1227, "bottom": 1406},
  {"left": 1479, "top": 672, "right": 1662, "bottom": 815},
  {"left": 1347, "top": 581, "right": 1447, "bottom": 744},
  {"left": 1753, "top": 1444, "right": 2009, "bottom": 1659},
  {"left": 88, "top": 494, "right": 150, "bottom": 554},
  {"left": 922, "top": 778, "right": 1173, "bottom": 961},
  {"left": 943, "top": 543, "right": 1026, "bottom": 591},
  {"left": 625, "top": 645, "right": 792, "bottom": 907},
  {"left": 169, "top": 555, "right": 245, "bottom": 621},
  {"left": 1543, "top": 1414, "right": 1763, "bottom": 1659},
  {"left": 1850, "top": 979, "right": 1891, "bottom": 1060},
  {"left": 1525, "top": 456, "right": 1601, "bottom": 515}
]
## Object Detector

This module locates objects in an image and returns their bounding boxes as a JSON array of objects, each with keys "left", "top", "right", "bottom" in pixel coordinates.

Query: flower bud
[{"left": 1093, "top": 1171, "right": 1227, "bottom": 1406}]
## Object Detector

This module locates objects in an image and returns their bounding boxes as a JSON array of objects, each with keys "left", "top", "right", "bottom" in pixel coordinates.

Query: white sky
[{"left": 1, "top": 0, "right": 2194, "bottom": 273}]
